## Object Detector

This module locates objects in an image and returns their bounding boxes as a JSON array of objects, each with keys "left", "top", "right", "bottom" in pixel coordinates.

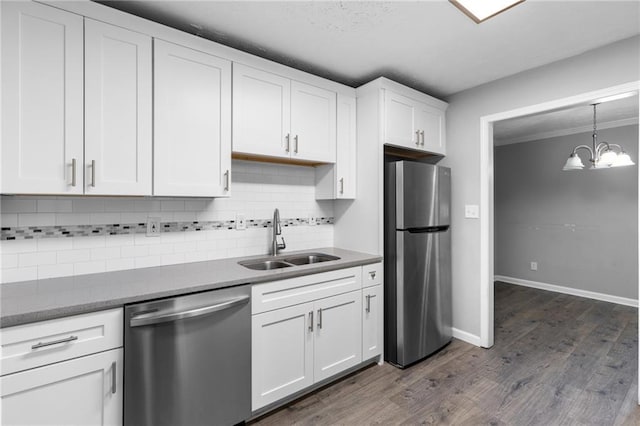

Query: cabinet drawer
[
  {"left": 252, "top": 267, "right": 362, "bottom": 314},
  {"left": 1, "top": 308, "right": 123, "bottom": 376},
  {"left": 362, "top": 262, "right": 383, "bottom": 288}
]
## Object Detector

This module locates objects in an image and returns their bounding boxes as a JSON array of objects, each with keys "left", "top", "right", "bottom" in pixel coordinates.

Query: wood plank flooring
[{"left": 250, "top": 282, "right": 639, "bottom": 425}]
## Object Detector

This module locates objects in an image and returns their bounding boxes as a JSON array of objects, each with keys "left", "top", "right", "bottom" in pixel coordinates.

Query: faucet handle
[{"left": 277, "top": 236, "right": 286, "bottom": 250}]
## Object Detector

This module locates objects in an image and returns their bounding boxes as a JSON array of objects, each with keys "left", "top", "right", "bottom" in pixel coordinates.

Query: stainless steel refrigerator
[{"left": 384, "top": 160, "right": 452, "bottom": 368}]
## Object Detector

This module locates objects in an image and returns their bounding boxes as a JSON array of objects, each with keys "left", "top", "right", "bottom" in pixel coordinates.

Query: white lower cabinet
[
  {"left": 1, "top": 349, "right": 123, "bottom": 426},
  {"left": 251, "top": 263, "right": 382, "bottom": 412}
]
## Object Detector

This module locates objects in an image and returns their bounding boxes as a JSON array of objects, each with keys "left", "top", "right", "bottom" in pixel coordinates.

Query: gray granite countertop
[{"left": 0, "top": 247, "right": 381, "bottom": 328}]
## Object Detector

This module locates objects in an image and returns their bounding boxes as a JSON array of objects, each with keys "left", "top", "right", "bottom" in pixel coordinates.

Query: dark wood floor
[{"left": 251, "top": 282, "right": 639, "bottom": 425}]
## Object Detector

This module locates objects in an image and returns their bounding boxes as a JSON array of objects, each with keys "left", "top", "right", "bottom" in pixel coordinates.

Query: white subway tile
[
  {"left": 1, "top": 198, "right": 37, "bottom": 213},
  {"left": 148, "top": 244, "right": 174, "bottom": 256},
  {"left": 161, "top": 253, "right": 184, "bottom": 266},
  {"left": 18, "top": 251, "right": 57, "bottom": 267},
  {"left": 173, "top": 211, "right": 197, "bottom": 222},
  {"left": 135, "top": 256, "right": 161, "bottom": 269},
  {"left": 91, "top": 247, "right": 121, "bottom": 260},
  {"left": 1, "top": 214, "right": 18, "bottom": 227},
  {"left": 185, "top": 200, "right": 208, "bottom": 211},
  {"left": 38, "top": 238, "right": 73, "bottom": 252},
  {"left": 184, "top": 251, "right": 209, "bottom": 263},
  {"left": 161, "top": 200, "right": 185, "bottom": 211},
  {"left": 104, "top": 199, "right": 134, "bottom": 212},
  {"left": 134, "top": 234, "right": 162, "bottom": 246},
  {"left": 74, "top": 260, "right": 106, "bottom": 276},
  {"left": 1, "top": 267, "right": 38, "bottom": 283},
  {"left": 72, "top": 236, "right": 106, "bottom": 249},
  {"left": 121, "top": 212, "right": 148, "bottom": 224},
  {"left": 38, "top": 263, "right": 74, "bottom": 280},
  {"left": 134, "top": 199, "right": 161, "bottom": 212},
  {"left": 106, "top": 257, "right": 134, "bottom": 272},
  {"left": 121, "top": 245, "right": 149, "bottom": 258},
  {"left": 160, "top": 233, "right": 184, "bottom": 244},
  {"left": 183, "top": 231, "right": 207, "bottom": 242},
  {"left": 196, "top": 240, "right": 218, "bottom": 251},
  {"left": 105, "top": 234, "right": 134, "bottom": 247},
  {"left": 18, "top": 213, "right": 55, "bottom": 227},
  {"left": 90, "top": 213, "right": 121, "bottom": 225},
  {"left": 57, "top": 249, "right": 91, "bottom": 264},
  {"left": 37, "top": 199, "right": 73, "bottom": 213},
  {"left": 1, "top": 254, "right": 18, "bottom": 269},
  {"left": 0, "top": 239, "right": 37, "bottom": 254},
  {"left": 56, "top": 213, "right": 91, "bottom": 226},
  {"left": 73, "top": 198, "right": 105, "bottom": 213},
  {"left": 173, "top": 241, "right": 196, "bottom": 253}
]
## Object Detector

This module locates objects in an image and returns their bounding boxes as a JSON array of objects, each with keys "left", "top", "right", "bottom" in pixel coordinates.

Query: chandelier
[{"left": 562, "top": 104, "right": 635, "bottom": 171}]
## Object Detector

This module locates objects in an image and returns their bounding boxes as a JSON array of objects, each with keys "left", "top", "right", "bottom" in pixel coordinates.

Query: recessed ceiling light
[{"left": 450, "top": 0, "right": 525, "bottom": 23}]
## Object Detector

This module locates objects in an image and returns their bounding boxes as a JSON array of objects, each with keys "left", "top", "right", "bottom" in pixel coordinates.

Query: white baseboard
[
  {"left": 495, "top": 275, "right": 638, "bottom": 308},
  {"left": 452, "top": 327, "right": 481, "bottom": 346}
]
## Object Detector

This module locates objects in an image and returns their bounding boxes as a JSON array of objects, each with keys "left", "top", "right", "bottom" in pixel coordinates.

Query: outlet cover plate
[
  {"left": 308, "top": 215, "right": 317, "bottom": 226},
  {"left": 465, "top": 204, "right": 480, "bottom": 219},
  {"left": 146, "top": 217, "right": 161, "bottom": 237},
  {"left": 236, "top": 213, "right": 246, "bottom": 230}
]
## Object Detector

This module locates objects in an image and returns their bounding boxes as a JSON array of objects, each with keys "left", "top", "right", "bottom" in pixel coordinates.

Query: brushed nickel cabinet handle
[
  {"left": 415, "top": 130, "right": 420, "bottom": 146},
  {"left": 317, "top": 308, "right": 322, "bottom": 329},
  {"left": 111, "top": 361, "right": 117, "bottom": 394},
  {"left": 90, "top": 160, "right": 96, "bottom": 187},
  {"left": 339, "top": 178, "right": 344, "bottom": 194},
  {"left": 308, "top": 311, "right": 314, "bottom": 332},
  {"left": 224, "top": 170, "right": 230, "bottom": 191},
  {"left": 420, "top": 130, "right": 425, "bottom": 146},
  {"left": 31, "top": 335, "right": 78, "bottom": 350},
  {"left": 366, "top": 294, "right": 372, "bottom": 313},
  {"left": 71, "top": 158, "right": 77, "bottom": 187},
  {"left": 294, "top": 135, "right": 299, "bottom": 154},
  {"left": 285, "top": 134, "right": 290, "bottom": 152}
]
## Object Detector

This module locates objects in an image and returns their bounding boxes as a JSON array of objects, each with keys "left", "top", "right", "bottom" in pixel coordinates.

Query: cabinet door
[
  {"left": 416, "top": 103, "right": 446, "bottom": 155},
  {"left": 154, "top": 39, "right": 231, "bottom": 197},
  {"left": 1, "top": 348, "right": 123, "bottom": 426},
  {"left": 335, "top": 94, "right": 356, "bottom": 199},
  {"left": 291, "top": 81, "right": 336, "bottom": 163},
  {"left": 84, "top": 19, "right": 152, "bottom": 196},
  {"left": 233, "top": 63, "right": 291, "bottom": 159},
  {"left": 384, "top": 90, "right": 420, "bottom": 150},
  {"left": 1, "top": 1, "right": 83, "bottom": 194},
  {"left": 252, "top": 302, "right": 314, "bottom": 411},
  {"left": 314, "top": 291, "right": 362, "bottom": 382},
  {"left": 362, "top": 284, "right": 383, "bottom": 360}
]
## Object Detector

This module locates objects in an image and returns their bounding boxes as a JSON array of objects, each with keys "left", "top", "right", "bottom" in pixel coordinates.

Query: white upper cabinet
[
  {"left": 1, "top": 1, "right": 84, "bottom": 194},
  {"left": 84, "top": 19, "right": 152, "bottom": 196},
  {"left": 384, "top": 90, "right": 446, "bottom": 155},
  {"left": 233, "top": 63, "right": 291, "bottom": 158},
  {"left": 154, "top": 39, "right": 232, "bottom": 197},
  {"left": 290, "top": 81, "right": 336, "bottom": 163},
  {"left": 233, "top": 63, "right": 336, "bottom": 163}
]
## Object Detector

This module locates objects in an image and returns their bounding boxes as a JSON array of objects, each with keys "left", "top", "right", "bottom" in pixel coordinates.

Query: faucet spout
[{"left": 272, "top": 208, "right": 286, "bottom": 256}]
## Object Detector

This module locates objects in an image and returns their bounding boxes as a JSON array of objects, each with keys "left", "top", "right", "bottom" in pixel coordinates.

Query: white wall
[
  {"left": 0, "top": 160, "right": 334, "bottom": 283},
  {"left": 441, "top": 35, "right": 640, "bottom": 338},
  {"left": 495, "top": 125, "right": 638, "bottom": 300}
]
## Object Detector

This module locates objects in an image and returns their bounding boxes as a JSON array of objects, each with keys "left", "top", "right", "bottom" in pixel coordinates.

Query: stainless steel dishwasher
[{"left": 124, "top": 284, "right": 251, "bottom": 426}]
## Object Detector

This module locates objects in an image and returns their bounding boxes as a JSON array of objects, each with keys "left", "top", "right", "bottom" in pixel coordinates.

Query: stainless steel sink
[
  {"left": 238, "top": 252, "right": 341, "bottom": 270},
  {"left": 238, "top": 259, "right": 293, "bottom": 271},
  {"left": 283, "top": 253, "right": 340, "bottom": 266}
]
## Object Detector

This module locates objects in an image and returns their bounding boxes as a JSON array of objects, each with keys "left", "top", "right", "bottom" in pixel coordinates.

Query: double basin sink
[{"left": 239, "top": 252, "right": 340, "bottom": 271}]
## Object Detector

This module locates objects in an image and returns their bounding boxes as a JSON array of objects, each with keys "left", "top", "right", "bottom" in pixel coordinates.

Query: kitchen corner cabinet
[
  {"left": 384, "top": 90, "right": 446, "bottom": 155},
  {"left": 1, "top": 1, "right": 84, "bottom": 194},
  {"left": 233, "top": 63, "right": 337, "bottom": 163},
  {"left": 1, "top": 1, "right": 153, "bottom": 196},
  {"left": 316, "top": 94, "right": 357, "bottom": 200},
  {"left": 85, "top": 19, "right": 152, "bottom": 196},
  {"left": 1, "top": 308, "right": 123, "bottom": 426},
  {"left": 154, "top": 39, "right": 232, "bottom": 197}
]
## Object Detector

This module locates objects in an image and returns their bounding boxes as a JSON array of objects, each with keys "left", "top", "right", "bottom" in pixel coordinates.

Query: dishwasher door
[{"left": 124, "top": 284, "right": 251, "bottom": 426}]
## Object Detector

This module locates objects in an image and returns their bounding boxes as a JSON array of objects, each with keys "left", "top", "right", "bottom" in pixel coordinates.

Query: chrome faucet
[{"left": 271, "top": 208, "right": 286, "bottom": 256}]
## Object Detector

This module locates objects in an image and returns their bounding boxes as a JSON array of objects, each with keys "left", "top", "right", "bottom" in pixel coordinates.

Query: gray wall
[
  {"left": 494, "top": 125, "right": 638, "bottom": 299},
  {"left": 440, "top": 35, "right": 640, "bottom": 338}
]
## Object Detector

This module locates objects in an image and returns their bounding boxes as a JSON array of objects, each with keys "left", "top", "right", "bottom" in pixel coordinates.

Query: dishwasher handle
[{"left": 130, "top": 295, "right": 250, "bottom": 327}]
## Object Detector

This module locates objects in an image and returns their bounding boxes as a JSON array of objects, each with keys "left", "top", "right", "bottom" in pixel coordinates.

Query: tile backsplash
[{"left": 0, "top": 160, "right": 334, "bottom": 283}]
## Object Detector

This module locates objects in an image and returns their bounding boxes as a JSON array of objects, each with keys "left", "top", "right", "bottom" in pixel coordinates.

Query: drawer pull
[
  {"left": 111, "top": 361, "right": 117, "bottom": 394},
  {"left": 308, "top": 311, "right": 314, "bottom": 332},
  {"left": 317, "top": 308, "right": 322, "bottom": 329},
  {"left": 369, "top": 271, "right": 376, "bottom": 279},
  {"left": 366, "top": 294, "right": 372, "bottom": 313},
  {"left": 31, "top": 335, "right": 78, "bottom": 350}
]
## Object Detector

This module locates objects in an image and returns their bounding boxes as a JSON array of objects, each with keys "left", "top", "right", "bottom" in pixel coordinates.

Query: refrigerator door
[
  {"left": 395, "top": 161, "right": 450, "bottom": 230},
  {"left": 395, "top": 227, "right": 452, "bottom": 366}
]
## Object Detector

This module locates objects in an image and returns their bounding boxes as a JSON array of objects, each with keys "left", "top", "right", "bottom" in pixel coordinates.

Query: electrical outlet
[
  {"left": 146, "top": 217, "right": 161, "bottom": 237},
  {"left": 464, "top": 204, "right": 479, "bottom": 219},
  {"left": 530, "top": 261, "right": 538, "bottom": 271},
  {"left": 236, "top": 213, "right": 246, "bottom": 230},
  {"left": 308, "top": 214, "right": 317, "bottom": 226}
]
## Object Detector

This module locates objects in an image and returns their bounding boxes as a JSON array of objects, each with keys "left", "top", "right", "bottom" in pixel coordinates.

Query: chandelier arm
[
  {"left": 572, "top": 145, "right": 595, "bottom": 162},
  {"left": 605, "top": 143, "right": 623, "bottom": 152}
]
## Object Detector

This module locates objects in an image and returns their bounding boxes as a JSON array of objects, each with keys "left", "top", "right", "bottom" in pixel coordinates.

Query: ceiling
[
  {"left": 97, "top": 0, "right": 640, "bottom": 100},
  {"left": 493, "top": 94, "right": 639, "bottom": 146}
]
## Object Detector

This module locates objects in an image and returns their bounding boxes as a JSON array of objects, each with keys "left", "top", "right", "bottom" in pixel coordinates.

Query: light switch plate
[
  {"left": 236, "top": 213, "right": 246, "bottom": 230},
  {"left": 465, "top": 204, "right": 480, "bottom": 219},
  {"left": 146, "top": 217, "right": 161, "bottom": 237},
  {"left": 308, "top": 214, "right": 317, "bottom": 226}
]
